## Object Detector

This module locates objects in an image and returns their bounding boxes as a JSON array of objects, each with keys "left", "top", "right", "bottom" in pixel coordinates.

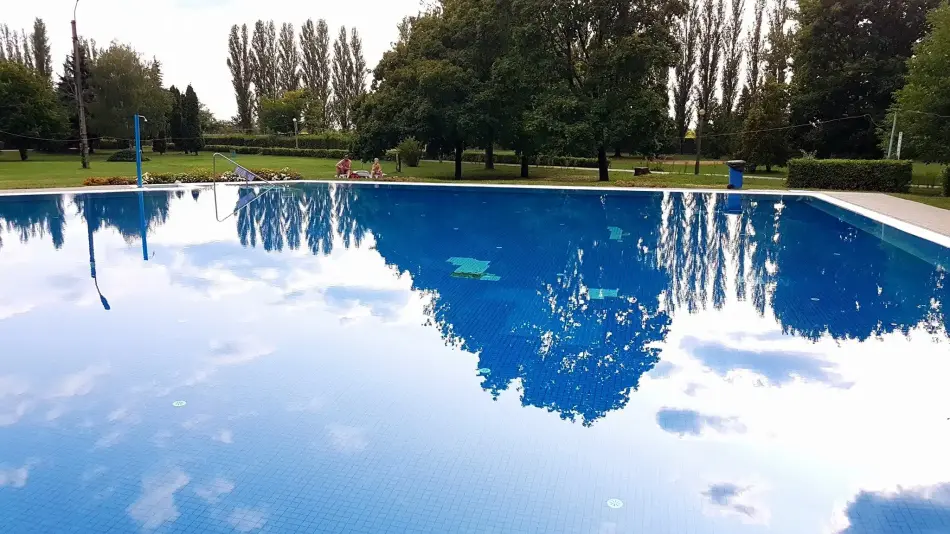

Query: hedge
[
  {"left": 201, "top": 145, "right": 348, "bottom": 159},
  {"left": 82, "top": 167, "right": 303, "bottom": 186},
  {"left": 460, "top": 151, "right": 603, "bottom": 168},
  {"left": 943, "top": 166, "right": 950, "bottom": 197},
  {"left": 107, "top": 149, "right": 149, "bottom": 162},
  {"left": 787, "top": 159, "right": 913, "bottom": 192},
  {"left": 203, "top": 132, "right": 353, "bottom": 150}
]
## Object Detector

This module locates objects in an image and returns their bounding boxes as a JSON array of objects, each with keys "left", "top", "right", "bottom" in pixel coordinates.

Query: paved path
[{"left": 824, "top": 191, "right": 950, "bottom": 239}]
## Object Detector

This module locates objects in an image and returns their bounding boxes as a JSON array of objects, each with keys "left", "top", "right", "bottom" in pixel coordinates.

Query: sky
[{"left": 4, "top": 0, "right": 424, "bottom": 119}]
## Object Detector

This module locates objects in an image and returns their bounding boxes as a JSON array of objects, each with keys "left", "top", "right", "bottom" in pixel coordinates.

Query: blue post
[
  {"left": 134, "top": 114, "right": 143, "bottom": 188},
  {"left": 137, "top": 190, "right": 149, "bottom": 261}
]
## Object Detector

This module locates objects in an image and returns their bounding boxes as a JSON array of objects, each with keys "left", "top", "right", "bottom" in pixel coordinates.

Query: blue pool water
[{"left": 1, "top": 184, "right": 949, "bottom": 534}]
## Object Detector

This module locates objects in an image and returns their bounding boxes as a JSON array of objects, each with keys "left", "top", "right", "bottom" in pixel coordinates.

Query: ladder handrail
[{"left": 211, "top": 152, "right": 284, "bottom": 222}]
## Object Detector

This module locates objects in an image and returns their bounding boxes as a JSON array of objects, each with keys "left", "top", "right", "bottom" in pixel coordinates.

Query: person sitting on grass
[
  {"left": 336, "top": 155, "right": 352, "bottom": 179},
  {"left": 371, "top": 158, "right": 383, "bottom": 179}
]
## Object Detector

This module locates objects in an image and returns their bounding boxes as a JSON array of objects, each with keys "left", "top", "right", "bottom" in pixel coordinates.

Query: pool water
[{"left": 1, "top": 184, "right": 948, "bottom": 534}]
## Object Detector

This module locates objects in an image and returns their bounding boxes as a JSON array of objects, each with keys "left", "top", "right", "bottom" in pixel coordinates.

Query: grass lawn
[{"left": 1, "top": 150, "right": 945, "bottom": 210}]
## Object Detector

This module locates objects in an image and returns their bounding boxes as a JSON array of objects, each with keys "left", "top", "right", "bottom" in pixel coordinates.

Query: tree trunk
[
  {"left": 613, "top": 147, "right": 622, "bottom": 158},
  {"left": 598, "top": 146, "right": 609, "bottom": 181},
  {"left": 520, "top": 155, "right": 529, "bottom": 178},
  {"left": 485, "top": 141, "right": 494, "bottom": 170},
  {"left": 18, "top": 148, "right": 28, "bottom": 161},
  {"left": 454, "top": 141, "right": 463, "bottom": 180}
]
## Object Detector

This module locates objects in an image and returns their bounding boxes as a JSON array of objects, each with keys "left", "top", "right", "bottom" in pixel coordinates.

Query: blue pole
[
  {"left": 137, "top": 190, "right": 149, "bottom": 261},
  {"left": 134, "top": 114, "right": 143, "bottom": 188}
]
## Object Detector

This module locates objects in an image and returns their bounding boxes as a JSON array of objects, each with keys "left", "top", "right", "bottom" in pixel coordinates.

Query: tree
[
  {"left": 349, "top": 28, "right": 367, "bottom": 99},
  {"left": 672, "top": 0, "right": 700, "bottom": 151},
  {"left": 30, "top": 18, "right": 52, "bottom": 82},
  {"left": 227, "top": 24, "right": 254, "bottom": 131},
  {"left": 331, "top": 26, "right": 354, "bottom": 130},
  {"left": 765, "top": 0, "right": 792, "bottom": 85},
  {"left": 87, "top": 43, "right": 170, "bottom": 141},
  {"left": 56, "top": 41, "right": 95, "bottom": 150},
  {"left": 741, "top": 78, "right": 789, "bottom": 172},
  {"left": 524, "top": 0, "right": 685, "bottom": 180},
  {"left": 278, "top": 22, "right": 300, "bottom": 93},
  {"left": 790, "top": 0, "right": 939, "bottom": 158},
  {"left": 251, "top": 20, "right": 279, "bottom": 105},
  {"left": 300, "top": 19, "right": 333, "bottom": 131},
  {"left": 259, "top": 89, "right": 308, "bottom": 133},
  {"left": 0, "top": 62, "right": 66, "bottom": 160},
  {"left": 20, "top": 29, "right": 33, "bottom": 71},
  {"left": 695, "top": 0, "right": 724, "bottom": 125},
  {"left": 720, "top": 0, "right": 744, "bottom": 115},
  {"left": 883, "top": 2, "right": 950, "bottom": 163},
  {"left": 745, "top": 0, "right": 766, "bottom": 98},
  {"left": 152, "top": 133, "right": 167, "bottom": 155},
  {"left": 168, "top": 86, "right": 184, "bottom": 150},
  {"left": 181, "top": 85, "right": 203, "bottom": 154}
]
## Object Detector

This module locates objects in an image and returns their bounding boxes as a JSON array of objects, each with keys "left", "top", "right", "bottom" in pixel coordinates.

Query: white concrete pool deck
[{"left": 1, "top": 182, "right": 948, "bottom": 245}]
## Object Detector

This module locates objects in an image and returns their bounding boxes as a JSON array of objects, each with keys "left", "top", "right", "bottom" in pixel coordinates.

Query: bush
[
  {"left": 460, "top": 151, "right": 602, "bottom": 169},
  {"left": 201, "top": 145, "right": 348, "bottom": 159},
  {"left": 943, "top": 166, "right": 950, "bottom": 197},
  {"left": 97, "top": 138, "right": 125, "bottom": 150},
  {"left": 107, "top": 149, "right": 150, "bottom": 162},
  {"left": 398, "top": 137, "right": 424, "bottom": 167},
  {"left": 787, "top": 159, "right": 912, "bottom": 192},
  {"left": 152, "top": 136, "right": 167, "bottom": 155},
  {"left": 203, "top": 132, "right": 353, "bottom": 150},
  {"left": 83, "top": 167, "right": 303, "bottom": 187}
]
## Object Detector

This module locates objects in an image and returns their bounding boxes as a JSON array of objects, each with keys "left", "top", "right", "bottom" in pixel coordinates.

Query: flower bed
[{"left": 82, "top": 168, "right": 303, "bottom": 187}]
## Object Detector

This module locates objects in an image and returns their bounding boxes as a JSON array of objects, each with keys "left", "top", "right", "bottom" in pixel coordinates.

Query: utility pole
[
  {"left": 886, "top": 112, "right": 898, "bottom": 159},
  {"left": 71, "top": 0, "right": 90, "bottom": 169},
  {"left": 694, "top": 109, "right": 705, "bottom": 175}
]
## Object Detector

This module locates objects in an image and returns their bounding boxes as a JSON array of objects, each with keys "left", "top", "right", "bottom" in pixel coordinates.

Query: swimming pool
[{"left": 1, "top": 183, "right": 948, "bottom": 533}]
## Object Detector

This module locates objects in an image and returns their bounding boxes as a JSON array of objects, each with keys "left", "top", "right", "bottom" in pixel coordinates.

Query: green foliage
[
  {"left": 202, "top": 145, "right": 347, "bottom": 159},
  {"left": 87, "top": 42, "right": 170, "bottom": 140},
  {"left": 82, "top": 167, "right": 303, "bottom": 186},
  {"left": 943, "top": 166, "right": 950, "bottom": 197},
  {"left": 883, "top": 2, "right": 950, "bottom": 163},
  {"left": 204, "top": 132, "right": 352, "bottom": 149},
  {"left": 106, "top": 149, "right": 150, "bottom": 162},
  {"left": 787, "top": 159, "right": 913, "bottom": 192},
  {"left": 460, "top": 151, "right": 602, "bottom": 169},
  {"left": 0, "top": 61, "right": 66, "bottom": 160},
  {"left": 152, "top": 134, "right": 167, "bottom": 155},
  {"left": 259, "top": 89, "right": 308, "bottom": 133},
  {"left": 168, "top": 86, "right": 184, "bottom": 149},
  {"left": 740, "top": 78, "right": 790, "bottom": 171},
  {"left": 790, "top": 0, "right": 940, "bottom": 158},
  {"left": 397, "top": 137, "right": 424, "bottom": 167},
  {"left": 181, "top": 84, "right": 203, "bottom": 154}
]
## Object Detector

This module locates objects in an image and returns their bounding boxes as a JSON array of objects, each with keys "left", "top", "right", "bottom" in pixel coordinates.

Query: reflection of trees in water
[
  {"left": 352, "top": 188, "right": 673, "bottom": 425},
  {"left": 73, "top": 192, "right": 170, "bottom": 244},
  {"left": 0, "top": 195, "right": 67, "bottom": 251}
]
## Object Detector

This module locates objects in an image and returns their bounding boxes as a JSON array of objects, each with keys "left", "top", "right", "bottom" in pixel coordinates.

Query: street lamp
[
  {"left": 694, "top": 109, "right": 706, "bottom": 176},
  {"left": 292, "top": 117, "right": 299, "bottom": 149},
  {"left": 71, "top": 0, "right": 90, "bottom": 169}
]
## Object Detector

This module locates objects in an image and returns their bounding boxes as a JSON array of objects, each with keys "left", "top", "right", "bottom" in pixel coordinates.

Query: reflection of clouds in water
[
  {"left": 227, "top": 508, "right": 267, "bottom": 532},
  {"left": 702, "top": 482, "right": 767, "bottom": 523},
  {"left": 326, "top": 424, "right": 368, "bottom": 453},
  {"left": 649, "top": 361, "right": 676, "bottom": 378},
  {"left": 0, "top": 464, "right": 31, "bottom": 488},
  {"left": 195, "top": 478, "right": 234, "bottom": 504},
  {"left": 838, "top": 483, "right": 950, "bottom": 534},
  {"left": 287, "top": 397, "right": 323, "bottom": 413},
  {"left": 0, "top": 401, "right": 30, "bottom": 427},
  {"left": 656, "top": 408, "right": 746, "bottom": 437},
  {"left": 213, "top": 429, "right": 233, "bottom": 444},
  {"left": 93, "top": 430, "right": 123, "bottom": 449},
  {"left": 323, "top": 285, "right": 411, "bottom": 322},
  {"left": 0, "top": 376, "right": 30, "bottom": 426},
  {"left": 126, "top": 468, "right": 190, "bottom": 530},
  {"left": 681, "top": 337, "right": 851, "bottom": 388},
  {"left": 47, "top": 364, "right": 110, "bottom": 398}
]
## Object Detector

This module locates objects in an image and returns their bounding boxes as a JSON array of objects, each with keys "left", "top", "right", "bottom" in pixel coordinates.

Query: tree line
[
  {"left": 0, "top": 18, "right": 209, "bottom": 160},
  {"left": 352, "top": 0, "right": 950, "bottom": 179},
  {"left": 226, "top": 20, "right": 367, "bottom": 134}
]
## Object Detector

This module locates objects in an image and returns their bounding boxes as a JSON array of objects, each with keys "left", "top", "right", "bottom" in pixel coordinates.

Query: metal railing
[{"left": 211, "top": 152, "right": 284, "bottom": 222}]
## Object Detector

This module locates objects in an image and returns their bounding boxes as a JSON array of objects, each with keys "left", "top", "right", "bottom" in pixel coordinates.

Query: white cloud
[
  {"left": 4, "top": 0, "right": 421, "bottom": 119},
  {"left": 326, "top": 424, "right": 368, "bottom": 453},
  {"left": 213, "top": 429, "right": 233, "bottom": 444},
  {"left": 194, "top": 478, "right": 234, "bottom": 504},
  {"left": 227, "top": 508, "right": 267, "bottom": 533},
  {"left": 47, "top": 365, "right": 110, "bottom": 399},
  {"left": 0, "top": 465, "right": 31, "bottom": 488},
  {"left": 127, "top": 468, "right": 190, "bottom": 530}
]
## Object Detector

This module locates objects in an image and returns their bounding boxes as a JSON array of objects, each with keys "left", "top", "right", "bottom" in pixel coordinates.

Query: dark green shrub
[
  {"left": 943, "top": 166, "right": 949, "bottom": 197},
  {"left": 107, "top": 149, "right": 150, "bottom": 162},
  {"left": 787, "top": 159, "right": 912, "bottom": 192},
  {"left": 201, "top": 145, "right": 348, "bottom": 159},
  {"left": 398, "top": 137, "right": 424, "bottom": 167},
  {"left": 97, "top": 138, "right": 125, "bottom": 150},
  {"left": 152, "top": 135, "right": 167, "bottom": 155}
]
